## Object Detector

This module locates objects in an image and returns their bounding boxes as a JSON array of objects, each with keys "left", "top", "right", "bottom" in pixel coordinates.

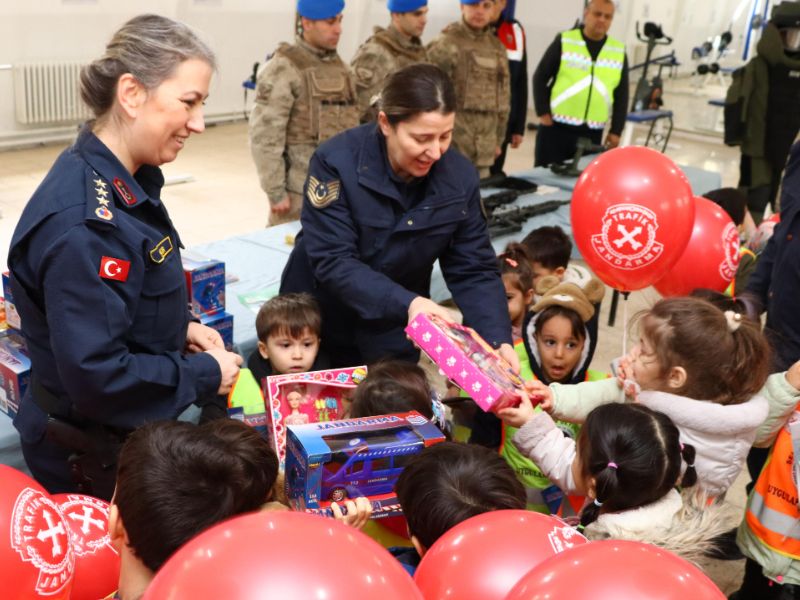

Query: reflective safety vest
[
  {"left": 550, "top": 29, "right": 625, "bottom": 130},
  {"left": 746, "top": 405, "right": 800, "bottom": 558}
]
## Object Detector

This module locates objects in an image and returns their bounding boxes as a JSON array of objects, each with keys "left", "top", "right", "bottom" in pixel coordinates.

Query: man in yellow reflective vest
[{"left": 532, "top": 0, "right": 628, "bottom": 167}]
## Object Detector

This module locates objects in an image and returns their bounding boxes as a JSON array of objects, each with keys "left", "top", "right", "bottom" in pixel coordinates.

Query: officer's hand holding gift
[
  {"left": 281, "top": 64, "right": 518, "bottom": 373},
  {"left": 7, "top": 15, "right": 242, "bottom": 499}
]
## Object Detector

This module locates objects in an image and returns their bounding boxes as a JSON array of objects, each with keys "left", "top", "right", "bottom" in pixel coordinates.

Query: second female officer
[{"left": 281, "top": 63, "right": 518, "bottom": 371}]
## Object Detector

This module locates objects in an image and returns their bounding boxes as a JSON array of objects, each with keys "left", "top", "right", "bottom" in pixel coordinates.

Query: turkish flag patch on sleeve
[{"left": 99, "top": 256, "right": 131, "bottom": 282}]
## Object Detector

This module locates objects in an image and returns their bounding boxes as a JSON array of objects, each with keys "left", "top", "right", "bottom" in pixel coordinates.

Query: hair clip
[
  {"left": 724, "top": 310, "right": 742, "bottom": 332},
  {"left": 686, "top": 461, "right": 695, "bottom": 468},
  {"left": 504, "top": 257, "right": 518, "bottom": 268},
  {"left": 593, "top": 498, "right": 603, "bottom": 507},
  {"left": 607, "top": 462, "right": 618, "bottom": 470}
]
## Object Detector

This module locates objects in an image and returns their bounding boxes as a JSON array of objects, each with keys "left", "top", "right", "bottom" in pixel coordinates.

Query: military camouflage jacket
[
  {"left": 350, "top": 25, "right": 428, "bottom": 122},
  {"left": 249, "top": 37, "right": 358, "bottom": 205}
]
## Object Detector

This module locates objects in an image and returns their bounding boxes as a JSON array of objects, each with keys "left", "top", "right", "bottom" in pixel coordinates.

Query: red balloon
[
  {"left": 52, "top": 493, "right": 120, "bottom": 600},
  {"left": 571, "top": 146, "right": 695, "bottom": 291},
  {"left": 143, "top": 510, "right": 422, "bottom": 599},
  {"left": 0, "top": 465, "right": 74, "bottom": 599},
  {"left": 414, "top": 510, "right": 587, "bottom": 600},
  {"left": 654, "top": 197, "right": 741, "bottom": 297},
  {"left": 506, "top": 539, "right": 724, "bottom": 600}
]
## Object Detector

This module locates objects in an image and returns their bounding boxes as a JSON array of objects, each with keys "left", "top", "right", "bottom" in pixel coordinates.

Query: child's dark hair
[
  {"left": 349, "top": 360, "right": 433, "bottom": 420},
  {"left": 689, "top": 288, "right": 759, "bottom": 324},
  {"left": 255, "top": 292, "right": 321, "bottom": 342},
  {"left": 703, "top": 188, "right": 747, "bottom": 226},
  {"left": 535, "top": 305, "right": 587, "bottom": 342},
  {"left": 636, "top": 296, "right": 771, "bottom": 405},
  {"left": 115, "top": 419, "right": 277, "bottom": 572},
  {"left": 578, "top": 404, "right": 696, "bottom": 529},
  {"left": 520, "top": 226, "right": 572, "bottom": 270},
  {"left": 395, "top": 441, "right": 526, "bottom": 550},
  {"left": 498, "top": 243, "right": 534, "bottom": 294}
]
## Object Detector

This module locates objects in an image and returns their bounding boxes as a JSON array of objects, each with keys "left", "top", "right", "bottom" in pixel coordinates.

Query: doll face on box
[{"left": 287, "top": 390, "right": 304, "bottom": 410}]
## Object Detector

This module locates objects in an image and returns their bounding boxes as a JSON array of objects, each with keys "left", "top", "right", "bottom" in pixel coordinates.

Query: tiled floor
[{"left": 0, "top": 88, "right": 749, "bottom": 592}]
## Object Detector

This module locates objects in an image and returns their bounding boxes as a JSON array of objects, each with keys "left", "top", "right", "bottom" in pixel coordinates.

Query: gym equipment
[
  {"left": 630, "top": 22, "right": 675, "bottom": 112},
  {"left": 549, "top": 137, "right": 606, "bottom": 177}
]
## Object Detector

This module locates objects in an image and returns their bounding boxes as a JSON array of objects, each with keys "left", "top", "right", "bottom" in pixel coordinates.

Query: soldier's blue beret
[
  {"left": 388, "top": 0, "right": 427, "bottom": 12},
  {"left": 297, "top": 0, "right": 345, "bottom": 19}
]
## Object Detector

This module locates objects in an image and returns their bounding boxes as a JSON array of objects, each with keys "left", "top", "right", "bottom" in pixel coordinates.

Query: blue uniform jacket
[
  {"left": 8, "top": 128, "right": 220, "bottom": 442},
  {"left": 746, "top": 138, "right": 800, "bottom": 371},
  {"left": 281, "top": 124, "right": 511, "bottom": 363}
]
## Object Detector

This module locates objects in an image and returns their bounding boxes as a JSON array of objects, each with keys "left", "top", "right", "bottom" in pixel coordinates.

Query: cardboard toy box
[
  {"left": 199, "top": 311, "right": 234, "bottom": 351},
  {"left": 0, "top": 330, "right": 30, "bottom": 418},
  {"left": 285, "top": 411, "right": 445, "bottom": 519},
  {"left": 405, "top": 313, "right": 525, "bottom": 413},
  {"left": 265, "top": 366, "right": 368, "bottom": 465},
  {"left": 182, "top": 257, "right": 225, "bottom": 317},
  {"left": 2, "top": 272, "right": 21, "bottom": 330}
]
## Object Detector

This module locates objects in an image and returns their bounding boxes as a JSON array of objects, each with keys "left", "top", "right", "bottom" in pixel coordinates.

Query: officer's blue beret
[
  {"left": 460, "top": 0, "right": 482, "bottom": 4},
  {"left": 297, "top": 0, "right": 344, "bottom": 19},
  {"left": 388, "top": 0, "right": 427, "bottom": 12}
]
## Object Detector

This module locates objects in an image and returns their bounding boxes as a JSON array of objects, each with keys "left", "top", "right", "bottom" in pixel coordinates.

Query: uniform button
[
  {"left": 788, "top": 234, "right": 794, "bottom": 241},
  {"left": 407, "top": 219, "right": 414, "bottom": 226}
]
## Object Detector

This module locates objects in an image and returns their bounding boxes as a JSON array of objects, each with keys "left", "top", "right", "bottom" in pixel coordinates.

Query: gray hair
[{"left": 80, "top": 14, "right": 216, "bottom": 119}]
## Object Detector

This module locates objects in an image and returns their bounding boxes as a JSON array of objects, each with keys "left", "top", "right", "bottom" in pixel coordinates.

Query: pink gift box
[
  {"left": 264, "top": 366, "right": 368, "bottom": 465},
  {"left": 405, "top": 313, "right": 524, "bottom": 413}
]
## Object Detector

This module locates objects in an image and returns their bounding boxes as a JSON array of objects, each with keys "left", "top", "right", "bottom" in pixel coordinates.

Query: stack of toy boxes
[
  {"left": 285, "top": 411, "right": 445, "bottom": 519},
  {"left": 0, "top": 273, "right": 30, "bottom": 419},
  {"left": 264, "top": 366, "right": 368, "bottom": 466},
  {"left": 182, "top": 256, "right": 234, "bottom": 350}
]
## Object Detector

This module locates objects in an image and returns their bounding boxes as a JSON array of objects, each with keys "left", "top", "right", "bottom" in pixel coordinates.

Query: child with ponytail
[
  {"left": 497, "top": 244, "right": 535, "bottom": 342},
  {"left": 502, "top": 296, "right": 794, "bottom": 498},
  {"left": 505, "top": 402, "right": 738, "bottom": 563}
]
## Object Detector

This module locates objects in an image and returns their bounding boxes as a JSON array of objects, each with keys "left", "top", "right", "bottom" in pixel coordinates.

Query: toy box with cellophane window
[
  {"left": 285, "top": 411, "right": 445, "bottom": 519},
  {"left": 405, "top": 313, "right": 525, "bottom": 413},
  {"left": 265, "top": 366, "right": 368, "bottom": 466}
]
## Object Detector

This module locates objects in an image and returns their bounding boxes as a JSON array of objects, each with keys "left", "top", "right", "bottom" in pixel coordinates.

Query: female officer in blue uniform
[
  {"left": 281, "top": 63, "right": 519, "bottom": 370},
  {"left": 7, "top": 15, "right": 242, "bottom": 499}
]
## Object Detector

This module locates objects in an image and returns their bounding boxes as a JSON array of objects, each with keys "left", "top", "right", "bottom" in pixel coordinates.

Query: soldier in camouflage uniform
[
  {"left": 351, "top": 0, "right": 429, "bottom": 122},
  {"left": 427, "top": 0, "right": 510, "bottom": 178},
  {"left": 249, "top": 0, "right": 359, "bottom": 225}
]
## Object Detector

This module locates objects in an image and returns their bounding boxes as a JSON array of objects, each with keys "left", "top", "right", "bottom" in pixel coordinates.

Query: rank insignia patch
[
  {"left": 149, "top": 236, "right": 174, "bottom": 264},
  {"left": 113, "top": 177, "right": 136, "bottom": 206},
  {"left": 307, "top": 175, "right": 341, "bottom": 209}
]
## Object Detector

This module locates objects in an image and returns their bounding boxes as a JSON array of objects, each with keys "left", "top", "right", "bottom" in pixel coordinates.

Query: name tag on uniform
[{"left": 149, "top": 236, "right": 174, "bottom": 264}]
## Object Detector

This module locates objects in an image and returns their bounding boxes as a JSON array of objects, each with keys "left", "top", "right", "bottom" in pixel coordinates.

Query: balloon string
[{"left": 621, "top": 292, "right": 630, "bottom": 403}]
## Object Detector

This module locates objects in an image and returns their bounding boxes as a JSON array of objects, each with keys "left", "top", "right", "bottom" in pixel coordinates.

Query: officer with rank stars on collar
[{"left": 7, "top": 15, "right": 242, "bottom": 500}]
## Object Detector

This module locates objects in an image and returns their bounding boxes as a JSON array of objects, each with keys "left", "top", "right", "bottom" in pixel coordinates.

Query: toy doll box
[
  {"left": 182, "top": 256, "right": 225, "bottom": 317},
  {"left": 405, "top": 313, "right": 524, "bottom": 413},
  {"left": 265, "top": 366, "right": 368, "bottom": 465},
  {"left": 285, "top": 411, "right": 445, "bottom": 519}
]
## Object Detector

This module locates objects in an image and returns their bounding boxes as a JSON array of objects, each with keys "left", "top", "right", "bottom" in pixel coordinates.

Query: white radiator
[{"left": 13, "top": 62, "right": 91, "bottom": 125}]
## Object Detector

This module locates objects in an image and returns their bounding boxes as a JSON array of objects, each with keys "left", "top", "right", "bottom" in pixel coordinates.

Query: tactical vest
[
  {"left": 372, "top": 27, "right": 427, "bottom": 65},
  {"left": 276, "top": 43, "right": 359, "bottom": 145},
  {"left": 550, "top": 29, "right": 625, "bottom": 129},
  {"left": 765, "top": 63, "right": 800, "bottom": 169},
  {"left": 444, "top": 22, "right": 508, "bottom": 113},
  {"left": 745, "top": 404, "right": 800, "bottom": 559}
]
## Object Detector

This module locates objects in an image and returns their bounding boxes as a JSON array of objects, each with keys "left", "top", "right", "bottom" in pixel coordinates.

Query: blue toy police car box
[
  {"left": 0, "top": 330, "right": 30, "bottom": 418},
  {"left": 2, "top": 272, "right": 21, "bottom": 330},
  {"left": 199, "top": 310, "right": 234, "bottom": 351},
  {"left": 285, "top": 411, "right": 445, "bottom": 519},
  {"left": 182, "top": 257, "right": 225, "bottom": 317}
]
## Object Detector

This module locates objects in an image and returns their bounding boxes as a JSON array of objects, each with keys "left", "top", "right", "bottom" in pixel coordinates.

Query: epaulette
[{"left": 84, "top": 169, "right": 117, "bottom": 227}]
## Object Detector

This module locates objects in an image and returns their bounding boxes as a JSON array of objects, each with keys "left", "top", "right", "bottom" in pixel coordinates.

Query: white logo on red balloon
[
  {"left": 719, "top": 222, "right": 740, "bottom": 281},
  {"left": 591, "top": 204, "right": 664, "bottom": 270},
  {"left": 10, "top": 488, "right": 75, "bottom": 596},
  {"left": 548, "top": 524, "right": 587, "bottom": 554},
  {"left": 58, "top": 494, "right": 116, "bottom": 558}
]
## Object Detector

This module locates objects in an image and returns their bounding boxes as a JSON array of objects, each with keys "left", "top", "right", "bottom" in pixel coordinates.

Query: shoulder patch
[
  {"left": 85, "top": 170, "right": 117, "bottom": 227},
  {"left": 307, "top": 175, "right": 341, "bottom": 209}
]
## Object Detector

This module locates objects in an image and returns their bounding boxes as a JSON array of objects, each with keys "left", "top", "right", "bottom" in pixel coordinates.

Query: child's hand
[
  {"left": 497, "top": 383, "right": 547, "bottom": 428},
  {"left": 786, "top": 359, "right": 800, "bottom": 392},
  {"left": 613, "top": 355, "right": 640, "bottom": 401},
  {"left": 525, "top": 380, "right": 552, "bottom": 411},
  {"left": 331, "top": 497, "right": 373, "bottom": 530}
]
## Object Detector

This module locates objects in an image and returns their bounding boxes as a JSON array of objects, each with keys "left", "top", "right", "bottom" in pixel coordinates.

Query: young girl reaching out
[
  {"left": 503, "top": 402, "right": 738, "bottom": 563},
  {"left": 503, "top": 296, "right": 789, "bottom": 498}
]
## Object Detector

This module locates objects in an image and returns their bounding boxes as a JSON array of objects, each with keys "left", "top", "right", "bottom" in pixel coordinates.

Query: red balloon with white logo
[
  {"left": 654, "top": 197, "right": 741, "bottom": 297},
  {"left": 414, "top": 510, "right": 587, "bottom": 600},
  {"left": 0, "top": 465, "right": 74, "bottom": 599},
  {"left": 571, "top": 146, "right": 695, "bottom": 291},
  {"left": 52, "top": 493, "right": 120, "bottom": 600}
]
